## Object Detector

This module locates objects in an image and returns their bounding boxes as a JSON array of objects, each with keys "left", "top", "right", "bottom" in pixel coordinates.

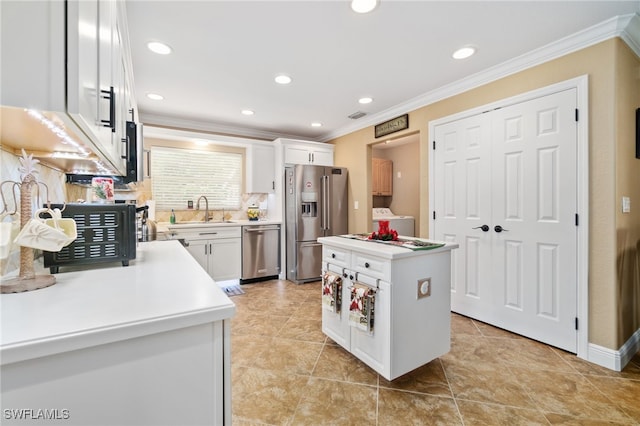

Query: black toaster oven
[{"left": 43, "top": 203, "right": 137, "bottom": 273}]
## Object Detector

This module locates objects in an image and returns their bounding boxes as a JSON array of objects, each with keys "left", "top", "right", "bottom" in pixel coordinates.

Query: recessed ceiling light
[
  {"left": 147, "top": 41, "right": 172, "bottom": 55},
  {"left": 146, "top": 93, "right": 164, "bottom": 101},
  {"left": 311, "top": 122, "right": 322, "bottom": 127},
  {"left": 194, "top": 139, "right": 209, "bottom": 146},
  {"left": 275, "top": 74, "right": 292, "bottom": 85},
  {"left": 351, "top": 0, "right": 378, "bottom": 13},
  {"left": 452, "top": 46, "right": 476, "bottom": 60},
  {"left": 241, "top": 109, "right": 255, "bottom": 116},
  {"left": 358, "top": 97, "right": 373, "bottom": 104}
]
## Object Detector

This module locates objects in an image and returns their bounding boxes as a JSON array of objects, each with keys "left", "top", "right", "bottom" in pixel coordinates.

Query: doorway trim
[{"left": 428, "top": 75, "right": 589, "bottom": 361}]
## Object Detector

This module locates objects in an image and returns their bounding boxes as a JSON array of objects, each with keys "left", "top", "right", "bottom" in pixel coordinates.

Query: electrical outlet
[
  {"left": 354, "top": 200, "right": 359, "bottom": 210},
  {"left": 622, "top": 196, "right": 631, "bottom": 213},
  {"left": 397, "top": 171, "right": 402, "bottom": 179},
  {"left": 417, "top": 278, "right": 431, "bottom": 299}
]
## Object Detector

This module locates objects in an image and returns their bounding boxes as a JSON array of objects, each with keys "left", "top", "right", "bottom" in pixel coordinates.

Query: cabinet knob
[
  {"left": 343, "top": 272, "right": 348, "bottom": 278},
  {"left": 331, "top": 253, "right": 336, "bottom": 258},
  {"left": 364, "top": 262, "right": 370, "bottom": 268},
  {"left": 349, "top": 274, "right": 354, "bottom": 280}
]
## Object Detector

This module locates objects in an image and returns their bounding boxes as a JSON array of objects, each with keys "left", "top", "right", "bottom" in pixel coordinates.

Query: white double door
[{"left": 433, "top": 88, "right": 578, "bottom": 352}]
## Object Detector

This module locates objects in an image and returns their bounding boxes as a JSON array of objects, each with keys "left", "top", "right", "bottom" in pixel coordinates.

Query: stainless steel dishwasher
[{"left": 241, "top": 224, "right": 281, "bottom": 283}]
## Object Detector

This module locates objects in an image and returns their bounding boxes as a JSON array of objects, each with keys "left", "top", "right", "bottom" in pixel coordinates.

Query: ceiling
[{"left": 125, "top": 1, "right": 640, "bottom": 143}]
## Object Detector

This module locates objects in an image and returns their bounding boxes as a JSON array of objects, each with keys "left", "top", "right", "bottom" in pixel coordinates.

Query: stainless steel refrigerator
[{"left": 285, "top": 164, "right": 348, "bottom": 283}]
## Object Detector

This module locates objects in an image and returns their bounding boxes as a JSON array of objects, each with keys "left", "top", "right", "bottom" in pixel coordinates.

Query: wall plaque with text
[{"left": 375, "top": 114, "right": 409, "bottom": 138}]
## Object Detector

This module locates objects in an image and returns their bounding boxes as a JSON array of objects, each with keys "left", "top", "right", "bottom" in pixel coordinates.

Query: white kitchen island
[
  {"left": 0, "top": 240, "right": 235, "bottom": 425},
  {"left": 318, "top": 235, "right": 458, "bottom": 381}
]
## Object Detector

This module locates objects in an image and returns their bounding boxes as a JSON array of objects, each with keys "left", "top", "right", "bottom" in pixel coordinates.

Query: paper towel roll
[{"left": 146, "top": 200, "right": 156, "bottom": 221}]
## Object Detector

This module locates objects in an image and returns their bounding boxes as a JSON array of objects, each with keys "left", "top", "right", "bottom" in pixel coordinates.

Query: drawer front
[
  {"left": 193, "top": 227, "right": 241, "bottom": 240},
  {"left": 352, "top": 253, "right": 389, "bottom": 281},
  {"left": 175, "top": 227, "right": 241, "bottom": 241},
  {"left": 323, "top": 245, "right": 350, "bottom": 268}
]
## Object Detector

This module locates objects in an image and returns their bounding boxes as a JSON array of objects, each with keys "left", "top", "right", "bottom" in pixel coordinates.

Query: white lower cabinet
[
  {"left": 320, "top": 238, "right": 454, "bottom": 381},
  {"left": 174, "top": 227, "right": 242, "bottom": 281}
]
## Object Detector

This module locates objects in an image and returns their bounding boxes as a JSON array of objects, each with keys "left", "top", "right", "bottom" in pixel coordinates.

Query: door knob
[
  {"left": 472, "top": 225, "right": 490, "bottom": 232},
  {"left": 494, "top": 225, "right": 509, "bottom": 233}
]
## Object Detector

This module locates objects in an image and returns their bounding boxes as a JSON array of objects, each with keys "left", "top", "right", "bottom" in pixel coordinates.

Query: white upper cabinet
[
  {"left": 246, "top": 143, "right": 275, "bottom": 193},
  {"left": 0, "top": 0, "right": 135, "bottom": 176},
  {"left": 276, "top": 138, "right": 334, "bottom": 166}
]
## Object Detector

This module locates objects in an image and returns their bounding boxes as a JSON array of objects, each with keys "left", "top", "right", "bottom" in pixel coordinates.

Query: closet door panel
[
  {"left": 434, "top": 87, "right": 578, "bottom": 353},
  {"left": 491, "top": 88, "right": 577, "bottom": 352}
]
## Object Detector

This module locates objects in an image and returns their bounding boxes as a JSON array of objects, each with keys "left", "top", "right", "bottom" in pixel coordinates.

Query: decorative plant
[{"left": 368, "top": 220, "right": 398, "bottom": 241}]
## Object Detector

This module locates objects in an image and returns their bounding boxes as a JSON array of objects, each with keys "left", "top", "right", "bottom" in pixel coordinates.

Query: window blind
[{"left": 151, "top": 146, "right": 242, "bottom": 210}]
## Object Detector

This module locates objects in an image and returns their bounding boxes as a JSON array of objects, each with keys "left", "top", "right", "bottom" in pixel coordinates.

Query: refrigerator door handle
[{"left": 322, "top": 175, "right": 330, "bottom": 231}]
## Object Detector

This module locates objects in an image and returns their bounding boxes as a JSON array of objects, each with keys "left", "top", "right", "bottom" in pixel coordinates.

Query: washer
[{"left": 372, "top": 208, "right": 415, "bottom": 237}]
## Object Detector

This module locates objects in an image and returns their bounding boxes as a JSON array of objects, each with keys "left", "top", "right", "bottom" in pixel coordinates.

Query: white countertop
[
  {"left": 318, "top": 235, "right": 458, "bottom": 260},
  {"left": 0, "top": 240, "right": 235, "bottom": 365}
]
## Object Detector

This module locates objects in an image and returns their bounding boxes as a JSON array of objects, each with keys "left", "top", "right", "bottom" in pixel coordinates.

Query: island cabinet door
[
  {"left": 350, "top": 277, "right": 391, "bottom": 379},
  {"left": 321, "top": 266, "right": 350, "bottom": 349}
]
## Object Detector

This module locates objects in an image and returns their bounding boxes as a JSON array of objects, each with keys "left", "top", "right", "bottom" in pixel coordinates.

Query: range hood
[{"left": 0, "top": 106, "right": 142, "bottom": 182}]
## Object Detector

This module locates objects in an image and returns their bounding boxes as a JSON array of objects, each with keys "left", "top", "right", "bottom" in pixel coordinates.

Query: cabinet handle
[
  {"left": 343, "top": 272, "right": 348, "bottom": 278},
  {"left": 101, "top": 86, "right": 116, "bottom": 132},
  {"left": 145, "top": 149, "right": 152, "bottom": 178},
  {"left": 121, "top": 137, "right": 128, "bottom": 160},
  {"left": 472, "top": 225, "right": 490, "bottom": 232},
  {"left": 364, "top": 262, "right": 370, "bottom": 268}
]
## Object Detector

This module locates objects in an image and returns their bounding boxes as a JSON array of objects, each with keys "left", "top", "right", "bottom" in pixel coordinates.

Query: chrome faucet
[{"left": 196, "top": 195, "right": 209, "bottom": 222}]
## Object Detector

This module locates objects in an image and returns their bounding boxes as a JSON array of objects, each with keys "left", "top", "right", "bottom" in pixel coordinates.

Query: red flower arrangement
[{"left": 368, "top": 220, "right": 398, "bottom": 241}]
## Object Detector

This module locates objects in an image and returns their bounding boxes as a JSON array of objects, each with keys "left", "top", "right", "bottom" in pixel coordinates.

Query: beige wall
[
  {"left": 614, "top": 39, "right": 640, "bottom": 346},
  {"left": 330, "top": 38, "right": 640, "bottom": 351}
]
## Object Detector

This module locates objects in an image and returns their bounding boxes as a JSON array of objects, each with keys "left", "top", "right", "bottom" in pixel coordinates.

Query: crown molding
[
  {"left": 620, "top": 12, "right": 640, "bottom": 57},
  {"left": 319, "top": 13, "right": 640, "bottom": 142},
  {"left": 138, "top": 112, "right": 305, "bottom": 142}
]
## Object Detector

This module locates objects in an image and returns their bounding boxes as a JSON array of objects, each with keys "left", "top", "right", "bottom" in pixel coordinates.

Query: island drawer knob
[
  {"left": 364, "top": 262, "right": 370, "bottom": 268},
  {"left": 331, "top": 253, "right": 336, "bottom": 258}
]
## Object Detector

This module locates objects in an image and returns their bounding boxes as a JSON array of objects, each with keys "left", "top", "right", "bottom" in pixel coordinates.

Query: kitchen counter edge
[{"left": 317, "top": 236, "right": 458, "bottom": 259}]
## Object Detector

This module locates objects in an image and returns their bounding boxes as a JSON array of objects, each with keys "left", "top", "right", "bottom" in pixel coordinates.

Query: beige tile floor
[{"left": 230, "top": 279, "right": 640, "bottom": 425}]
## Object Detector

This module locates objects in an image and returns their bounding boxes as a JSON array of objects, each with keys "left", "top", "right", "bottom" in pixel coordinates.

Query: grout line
[
  {"left": 375, "top": 374, "right": 380, "bottom": 426},
  {"left": 439, "top": 357, "right": 465, "bottom": 426},
  {"left": 501, "top": 361, "right": 552, "bottom": 425}
]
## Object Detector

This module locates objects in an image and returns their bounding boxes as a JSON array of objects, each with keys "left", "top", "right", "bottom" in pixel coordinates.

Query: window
[{"left": 151, "top": 146, "right": 242, "bottom": 210}]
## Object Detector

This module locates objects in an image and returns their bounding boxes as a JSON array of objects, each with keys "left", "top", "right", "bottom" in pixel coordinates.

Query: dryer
[{"left": 372, "top": 208, "right": 415, "bottom": 237}]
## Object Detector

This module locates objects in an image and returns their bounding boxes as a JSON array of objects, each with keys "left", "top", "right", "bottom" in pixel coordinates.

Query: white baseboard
[{"left": 587, "top": 328, "right": 640, "bottom": 371}]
